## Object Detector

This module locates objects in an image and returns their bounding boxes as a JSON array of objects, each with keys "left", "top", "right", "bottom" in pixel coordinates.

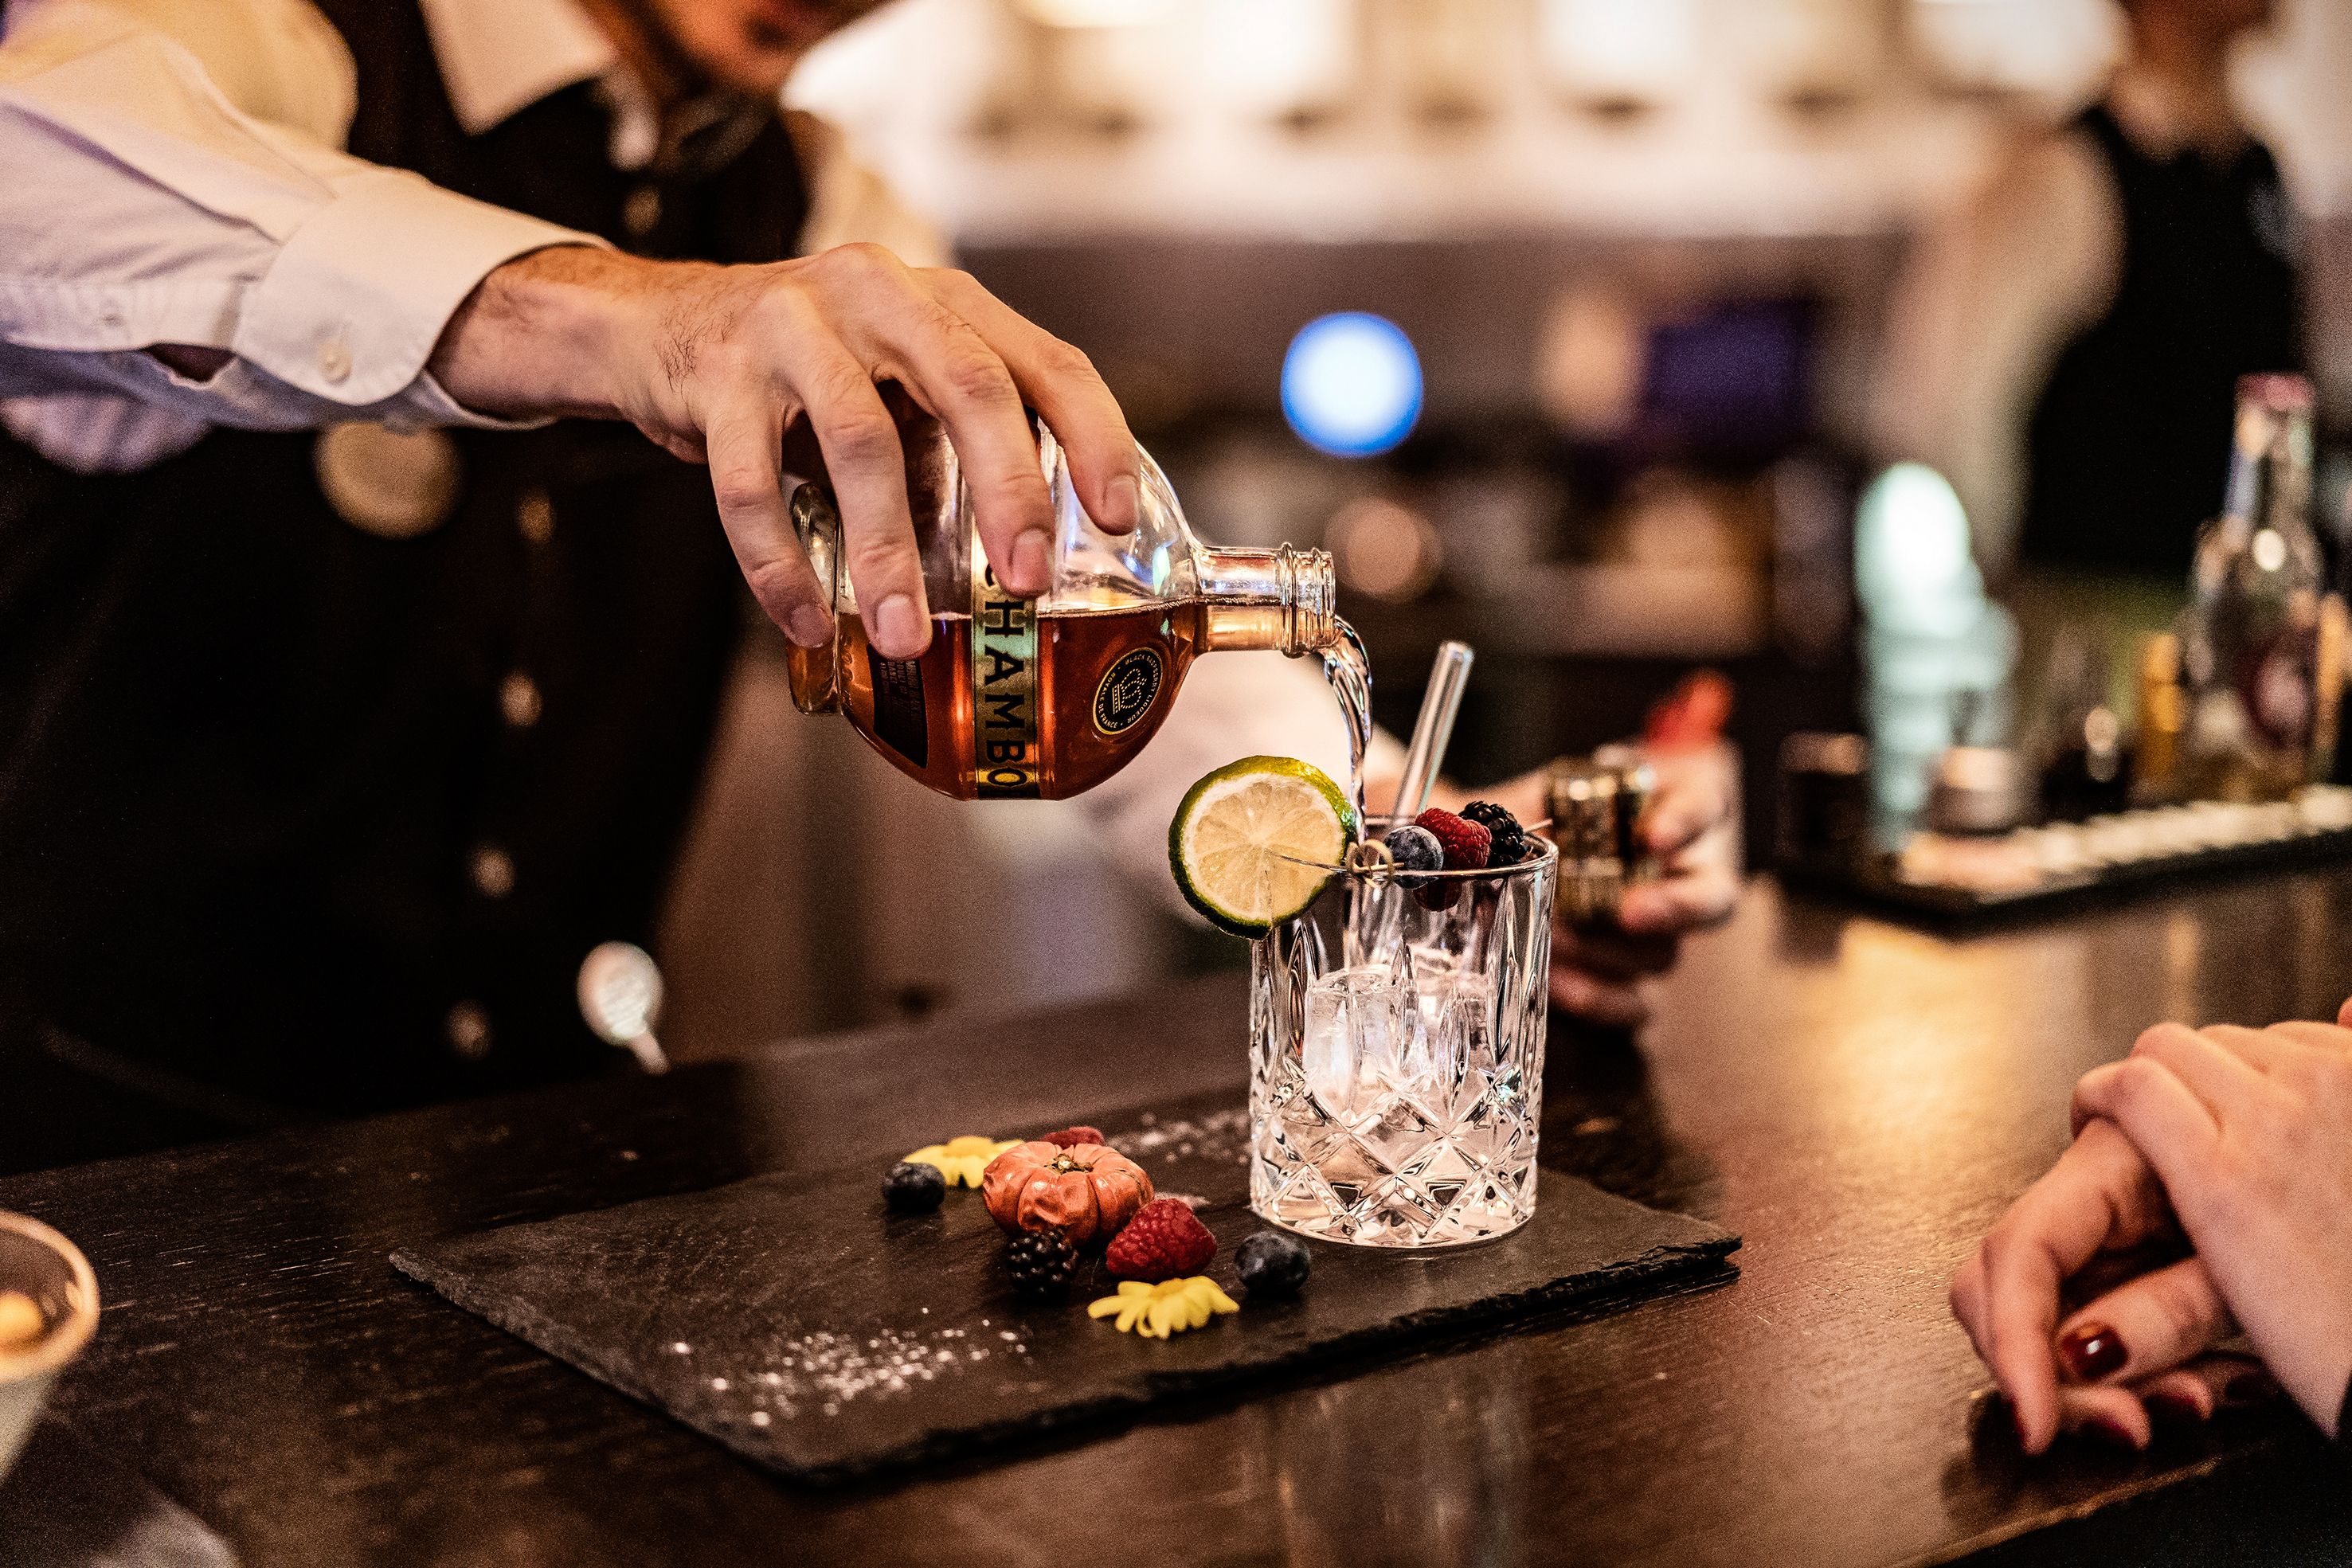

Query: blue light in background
[{"left": 1281, "top": 313, "right": 1423, "bottom": 457}]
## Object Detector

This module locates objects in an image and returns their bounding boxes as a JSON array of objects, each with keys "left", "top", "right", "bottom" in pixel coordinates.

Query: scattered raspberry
[
  {"left": 1105, "top": 1197, "right": 1217, "bottom": 1282},
  {"left": 1414, "top": 808, "right": 1489, "bottom": 871},
  {"left": 1041, "top": 1126, "right": 1104, "bottom": 1148},
  {"left": 1461, "top": 802, "right": 1532, "bottom": 868}
]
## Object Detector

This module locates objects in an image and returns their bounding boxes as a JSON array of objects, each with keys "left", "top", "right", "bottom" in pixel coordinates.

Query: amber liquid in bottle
[{"left": 788, "top": 600, "right": 1206, "bottom": 799}]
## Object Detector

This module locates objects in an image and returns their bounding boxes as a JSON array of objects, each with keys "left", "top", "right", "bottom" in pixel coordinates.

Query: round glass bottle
[{"left": 786, "top": 416, "right": 1338, "bottom": 800}]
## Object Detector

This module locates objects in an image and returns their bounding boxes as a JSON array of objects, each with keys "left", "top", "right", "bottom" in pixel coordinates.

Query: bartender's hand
[
  {"left": 1550, "top": 742, "right": 1740, "bottom": 1027},
  {"left": 423, "top": 244, "right": 1141, "bottom": 659}
]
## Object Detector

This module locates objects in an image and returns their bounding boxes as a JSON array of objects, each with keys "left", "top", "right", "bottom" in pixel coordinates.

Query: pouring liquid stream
[
  {"left": 1319, "top": 617, "right": 1391, "bottom": 973},
  {"left": 1321, "top": 617, "right": 1373, "bottom": 825}
]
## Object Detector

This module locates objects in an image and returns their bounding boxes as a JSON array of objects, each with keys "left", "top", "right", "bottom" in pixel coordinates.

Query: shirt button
[
  {"left": 317, "top": 338, "right": 353, "bottom": 383},
  {"left": 517, "top": 489, "right": 554, "bottom": 545},
  {"left": 446, "top": 1001, "right": 493, "bottom": 1060},
  {"left": 470, "top": 843, "right": 515, "bottom": 898},
  {"left": 623, "top": 184, "right": 663, "bottom": 240},
  {"left": 500, "top": 671, "right": 542, "bottom": 729}
]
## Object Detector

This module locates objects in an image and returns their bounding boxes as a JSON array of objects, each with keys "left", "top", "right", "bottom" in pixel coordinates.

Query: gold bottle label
[
  {"left": 1094, "top": 647, "right": 1164, "bottom": 737},
  {"left": 970, "top": 549, "right": 1040, "bottom": 797}
]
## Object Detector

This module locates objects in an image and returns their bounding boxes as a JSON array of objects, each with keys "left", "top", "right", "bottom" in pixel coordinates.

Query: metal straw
[{"left": 1392, "top": 640, "right": 1474, "bottom": 820}]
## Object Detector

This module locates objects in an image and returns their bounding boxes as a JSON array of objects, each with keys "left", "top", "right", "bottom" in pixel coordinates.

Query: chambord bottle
[{"left": 786, "top": 416, "right": 1339, "bottom": 800}]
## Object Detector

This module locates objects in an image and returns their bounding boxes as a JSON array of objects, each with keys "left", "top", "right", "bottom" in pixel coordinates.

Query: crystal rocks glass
[{"left": 1250, "top": 826, "right": 1557, "bottom": 1247}]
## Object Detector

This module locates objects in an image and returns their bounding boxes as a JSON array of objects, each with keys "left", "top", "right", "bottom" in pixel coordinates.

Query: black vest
[
  {"left": 0, "top": 0, "right": 806, "bottom": 1114},
  {"left": 2019, "top": 104, "right": 2301, "bottom": 578}
]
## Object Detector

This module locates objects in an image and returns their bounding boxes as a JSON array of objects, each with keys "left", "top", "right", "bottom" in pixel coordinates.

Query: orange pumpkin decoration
[{"left": 980, "top": 1140, "right": 1154, "bottom": 1245}]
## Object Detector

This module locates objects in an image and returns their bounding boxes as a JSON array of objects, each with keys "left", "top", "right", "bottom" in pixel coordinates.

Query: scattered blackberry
[
  {"left": 1235, "top": 1230, "right": 1312, "bottom": 1298},
  {"left": 1006, "top": 1227, "right": 1079, "bottom": 1300},
  {"left": 882, "top": 1160, "right": 946, "bottom": 1213},
  {"left": 1462, "top": 801, "right": 1532, "bottom": 867}
]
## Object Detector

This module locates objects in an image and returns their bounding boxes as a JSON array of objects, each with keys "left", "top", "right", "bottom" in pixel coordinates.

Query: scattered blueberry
[
  {"left": 882, "top": 1160, "right": 946, "bottom": 1213},
  {"left": 1235, "top": 1230, "right": 1311, "bottom": 1298},
  {"left": 1382, "top": 824, "right": 1444, "bottom": 890}
]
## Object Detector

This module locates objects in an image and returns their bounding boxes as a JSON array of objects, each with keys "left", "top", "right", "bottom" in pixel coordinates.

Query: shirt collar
[
  {"left": 417, "top": 0, "right": 761, "bottom": 174},
  {"left": 417, "top": 0, "right": 622, "bottom": 137},
  {"left": 2104, "top": 63, "right": 2247, "bottom": 164}
]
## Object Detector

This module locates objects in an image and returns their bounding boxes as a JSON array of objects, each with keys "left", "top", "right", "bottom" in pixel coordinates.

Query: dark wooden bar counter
[{"left": 6, "top": 870, "right": 2352, "bottom": 1566}]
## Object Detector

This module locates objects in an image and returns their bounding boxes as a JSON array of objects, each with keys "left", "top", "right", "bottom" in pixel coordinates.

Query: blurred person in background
[
  {"left": 1875, "top": 0, "right": 2299, "bottom": 714},
  {"left": 0, "top": 0, "right": 1736, "bottom": 1170}
]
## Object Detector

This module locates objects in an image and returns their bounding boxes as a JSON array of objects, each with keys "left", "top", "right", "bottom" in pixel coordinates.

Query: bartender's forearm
[{"left": 427, "top": 246, "right": 655, "bottom": 424}]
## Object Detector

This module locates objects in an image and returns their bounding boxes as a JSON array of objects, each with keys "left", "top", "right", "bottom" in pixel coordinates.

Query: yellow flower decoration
[
  {"left": 903, "top": 1135, "right": 1020, "bottom": 1189},
  {"left": 1086, "top": 1277, "right": 1240, "bottom": 1338}
]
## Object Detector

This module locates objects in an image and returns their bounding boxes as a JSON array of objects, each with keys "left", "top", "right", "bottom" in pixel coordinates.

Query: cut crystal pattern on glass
[{"left": 1250, "top": 834, "right": 1555, "bottom": 1247}]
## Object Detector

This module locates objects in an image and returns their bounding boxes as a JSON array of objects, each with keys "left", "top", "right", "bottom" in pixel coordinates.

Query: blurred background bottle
[{"left": 2177, "top": 374, "right": 2338, "bottom": 803}]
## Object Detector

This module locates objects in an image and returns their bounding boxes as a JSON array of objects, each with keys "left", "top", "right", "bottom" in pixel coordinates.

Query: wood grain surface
[{"left": 4, "top": 870, "right": 2351, "bottom": 1566}]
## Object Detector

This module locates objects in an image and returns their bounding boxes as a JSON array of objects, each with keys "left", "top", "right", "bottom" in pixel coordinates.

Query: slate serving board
[{"left": 390, "top": 1093, "right": 1740, "bottom": 1484}]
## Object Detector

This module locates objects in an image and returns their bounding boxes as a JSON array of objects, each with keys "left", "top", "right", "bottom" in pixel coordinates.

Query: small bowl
[
  {"left": 1926, "top": 745, "right": 2028, "bottom": 837},
  {"left": 0, "top": 1212, "right": 100, "bottom": 1484}
]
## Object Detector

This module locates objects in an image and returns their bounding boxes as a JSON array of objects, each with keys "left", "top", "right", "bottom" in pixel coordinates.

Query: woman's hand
[
  {"left": 2068, "top": 1006, "right": 2352, "bottom": 1437},
  {"left": 1949, "top": 1116, "right": 2252, "bottom": 1452}
]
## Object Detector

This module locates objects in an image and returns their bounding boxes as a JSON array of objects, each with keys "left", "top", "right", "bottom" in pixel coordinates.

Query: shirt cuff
[
  {"left": 392, "top": 370, "right": 549, "bottom": 432},
  {"left": 232, "top": 167, "right": 605, "bottom": 409}
]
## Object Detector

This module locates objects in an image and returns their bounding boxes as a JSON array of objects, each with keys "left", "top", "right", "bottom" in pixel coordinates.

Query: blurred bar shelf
[{"left": 1790, "top": 786, "right": 2352, "bottom": 921}]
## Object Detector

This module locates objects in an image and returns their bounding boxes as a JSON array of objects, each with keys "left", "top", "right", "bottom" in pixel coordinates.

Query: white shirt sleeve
[{"left": 0, "top": 0, "right": 603, "bottom": 470}]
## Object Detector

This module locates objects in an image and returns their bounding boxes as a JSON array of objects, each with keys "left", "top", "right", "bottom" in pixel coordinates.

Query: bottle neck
[
  {"left": 1197, "top": 545, "right": 1337, "bottom": 656},
  {"left": 2224, "top": 384, "right": 2315, "bottom": 542}
]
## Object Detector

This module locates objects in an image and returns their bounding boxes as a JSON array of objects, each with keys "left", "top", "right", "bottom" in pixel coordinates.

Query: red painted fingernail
[
  {"left": 2145, "top": 1392, "right": 2203, "bottom": 1428},
  {"left": 2058, "top": 1322, "right": 2127, "bottom": 1381},
  {"left": 2082, "top": 1416, "right": 2140, "bottom": 1449}
]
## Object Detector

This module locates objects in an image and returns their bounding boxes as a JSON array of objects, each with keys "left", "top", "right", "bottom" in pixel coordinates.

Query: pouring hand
[{"left": 426, "top": 243, "right": 1141, "bottom": 659}]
